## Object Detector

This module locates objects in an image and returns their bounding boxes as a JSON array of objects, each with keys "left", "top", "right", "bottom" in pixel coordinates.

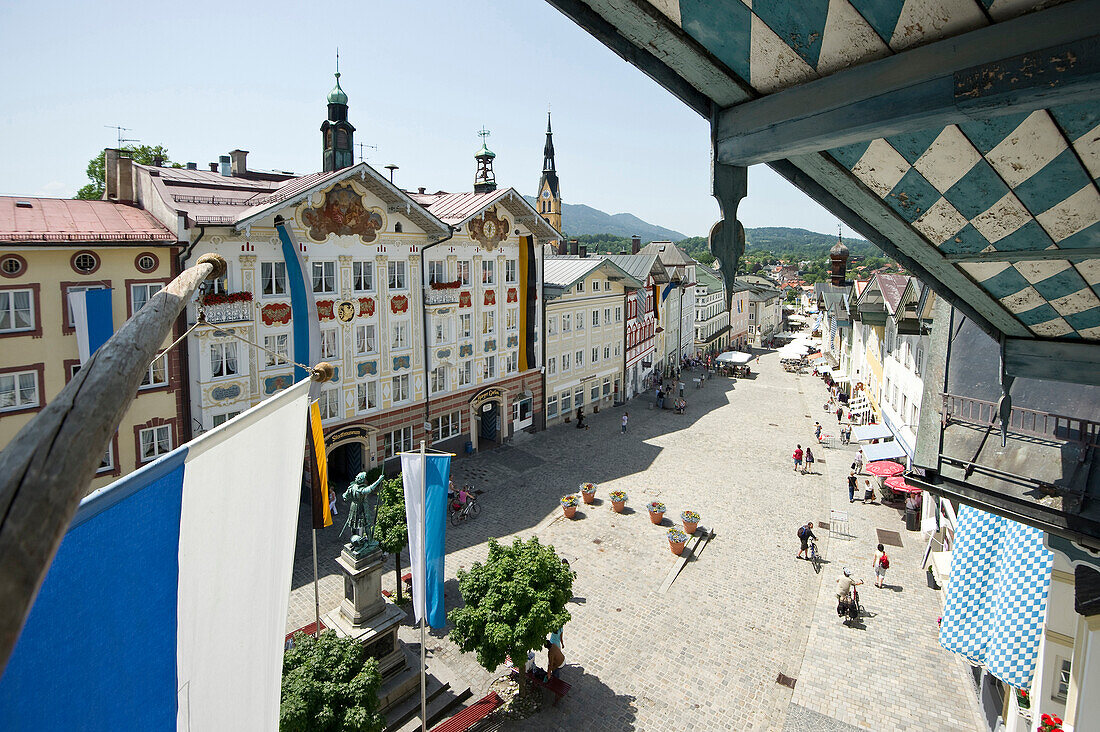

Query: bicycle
[
  {"left": 808, "top": 537, "right": 821, "bottom": 573},
  {"left": 449, "top": 489, "right": 481, "bottom": 526}
]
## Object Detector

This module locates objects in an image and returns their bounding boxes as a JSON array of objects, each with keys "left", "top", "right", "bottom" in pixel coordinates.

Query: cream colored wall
[{"left": 0, "top": 244, "right": 179, "bottom": 492}]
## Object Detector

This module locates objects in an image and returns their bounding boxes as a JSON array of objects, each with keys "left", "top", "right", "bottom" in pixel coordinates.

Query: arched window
[
  {"left": 394, "top": 222, "right": 403, "bottom": 233},
  {"left": 336, "top": 129, "right": 348, "bottom": 148}
]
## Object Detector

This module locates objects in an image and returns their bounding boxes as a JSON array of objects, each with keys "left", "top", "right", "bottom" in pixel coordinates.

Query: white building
[
  {"left": 640, "top": 242, "right": 696, "bottom": 371},
  {"left": 694, "top": 265, "right": 729, "bottom": 356}
]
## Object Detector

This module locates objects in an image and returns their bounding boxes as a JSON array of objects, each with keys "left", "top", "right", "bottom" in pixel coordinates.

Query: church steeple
[
  {"left": 321, "top": 53, "right": 355, "bottom": 172},
  {"left": 474, "top": 127, "right": 497, "bottom": 194},
  {"left": 537, "top": 111, "right": 561, "bottom": 232}
]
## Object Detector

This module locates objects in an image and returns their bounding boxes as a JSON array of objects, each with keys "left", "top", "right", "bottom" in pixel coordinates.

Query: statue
[{"left": 341, "top": 472, "right": 383, "bottom": 557}]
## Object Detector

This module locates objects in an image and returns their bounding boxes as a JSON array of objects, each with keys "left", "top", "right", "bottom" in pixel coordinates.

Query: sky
[{"left": 0, "top": 0, "right": 845, "bottom": 239}]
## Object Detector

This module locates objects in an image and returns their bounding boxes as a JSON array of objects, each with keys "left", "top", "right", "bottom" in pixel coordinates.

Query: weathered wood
[
  {"left": 1004, "top": 337, "right": 1100, "bottom": 386},
  {"left": 946, "top": 247, "right": 1100, "bottom": 263},
  {"left": 0, "top": 254, "right": 225, "bottom": 674}
]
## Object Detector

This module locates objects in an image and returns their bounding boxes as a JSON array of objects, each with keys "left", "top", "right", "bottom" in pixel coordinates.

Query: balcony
[
  {"left": 200, "top": 292, "right": 254, "bottom": 324},
  {"left": 424, "top": 280, "right": 462, "bottom": 307}
]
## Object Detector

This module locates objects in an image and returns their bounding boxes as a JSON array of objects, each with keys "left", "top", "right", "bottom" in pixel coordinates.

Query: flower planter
[
  {"left": 682, "top": 511, "right": 700, "bottom": 534},
  {"left": 561, "top": 495, "right": 579, "bottom": 519},
  {"left": 563, "top": 504, "right": 577, "bottom": 519},
  {"left": 609, "top": 491, "right": 627, "bottom": 513},
  {"left": 648, "top": 501, "right": 666, "bottom": 525},
  {"left": 611, "top": 500, "right": 625, "bottom": 513},
  {"left": 580, "top": 483, "right": 596, "bottom": 504},
  {"left": 649, "top": 510, "right": 665, "bottom": 524},
  {"left": 668, "top": 528, "right": 689, "bottom": 556}
]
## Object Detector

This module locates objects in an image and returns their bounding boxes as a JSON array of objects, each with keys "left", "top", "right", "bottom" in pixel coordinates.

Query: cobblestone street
[{"left": 287, "top": 349, "right": 983, "bottom": 731}]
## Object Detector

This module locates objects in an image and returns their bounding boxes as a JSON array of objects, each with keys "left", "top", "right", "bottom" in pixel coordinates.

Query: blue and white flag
[
  {"left": 661, "top": 281, "right": 676, "bottom": 301},
  {"left": 275, "top": 222, "right": 320, "bottom": 384},
  {"left": 68, "top": 288, "right": 113, "bottom": 363},
  {"left": 939, "top": 505, "right": 1053, "bottom": 688},
  {"left": 400, "top": 452, "right": 452, "bottom": 628},
  {"left": 0, "top": 378, "right": 313, "bottom": 732}
]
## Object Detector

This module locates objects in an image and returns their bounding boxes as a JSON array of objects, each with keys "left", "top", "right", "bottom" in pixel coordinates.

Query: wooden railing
[{"left": 942, "top": 393, "right": 1099, "bottom": 447}]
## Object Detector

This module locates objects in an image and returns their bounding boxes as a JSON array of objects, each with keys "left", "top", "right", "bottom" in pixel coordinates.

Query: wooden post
[{"left": 0, "top": 254, "right": 227, "bottom": 674}]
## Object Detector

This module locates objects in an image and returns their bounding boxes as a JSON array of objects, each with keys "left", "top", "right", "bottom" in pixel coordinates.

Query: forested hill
[
  {"left": 746, "top": 227, "right": 879, "bottom": 257},
  {"left": 522, "top": 196, "right": 685, "bottom": 242}
]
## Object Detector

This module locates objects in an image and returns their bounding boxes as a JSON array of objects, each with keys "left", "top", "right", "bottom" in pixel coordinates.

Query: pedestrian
[
  {"left": 836, "top": 406, "right": 843, "bottom": 422},
  {"left": 864, "top": 478, "right": 875, "bottom": 502},
  {"left": 544, "top": 639, "right": 565, "bottom": 681},
  {"left": 848, "top": 471, "right": 857, "bottom": 503},
  {"left": 804, "top": 446, "right": 815, "bottom": 474},
  {"left": 793, "top": 444, "right": 804, "bottom": 473},
  {"left": 679, "top": 380, "right": 685, "bottom": 398},
  {"left": 852, "top": 452, "right": 864, "bottom": 474},
  {"left": 656, "top": 387, "right": 664, "bottom": 409},
  {"left": 621, "top": 412, "right": 628, "bottom": 434},
  {"left": 873, "top": 543, "right": 889, "bottom": 588},
  {"left": 575, "top": 406, "right": 588, "bottom": 430},
  {"left": 797, "top": 521, "right": 816, "bottom": 560},
  {"left": 814, "top": 421, "right": 822, "bottom": 442}
]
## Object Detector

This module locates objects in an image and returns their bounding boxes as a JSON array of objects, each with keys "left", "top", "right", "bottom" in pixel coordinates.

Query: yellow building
[{"left": 0, "top": 197, "right": 183, "bottom": 491}]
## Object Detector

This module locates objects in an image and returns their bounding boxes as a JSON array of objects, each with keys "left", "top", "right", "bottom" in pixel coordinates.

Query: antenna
[
  {"left": 356, "top": 143, "right": 377, "bottom": 162},
  {"left": 104, "top": 125, "right": 138, "bottom": 148}
]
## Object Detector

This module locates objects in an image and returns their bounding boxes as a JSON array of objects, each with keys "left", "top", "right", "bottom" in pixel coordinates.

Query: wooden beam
[
  {"left": 1004, "top": 337, "right": 1100, "bottom": 385},
  {"left": 946, "top": 247, "right": 1100, "bottom": 263},
  {"left": 0, "top": 255, "right": 226, "bottom": 675},
  {"left": 716, "top": 0, "right": 1100, "bottom": 165}
]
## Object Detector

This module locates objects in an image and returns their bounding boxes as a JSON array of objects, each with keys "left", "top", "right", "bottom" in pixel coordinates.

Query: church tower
[
  {"left": 537, "top": 112, "right": 561, "bottom": 232},
  {"left": 830, "top": 226, "right": 850, "bottom": 286},
  {"left": 473, "top": 127, "right": 497, "bottom": 194},
  {"left": 321, "top": 62, "right": 355, "bottom": 172}
]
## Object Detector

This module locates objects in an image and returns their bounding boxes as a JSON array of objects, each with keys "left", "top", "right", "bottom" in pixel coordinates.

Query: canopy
[
  {"left": 884, "top": 476, "right": 922, "bottom": 495},
  {"left": 716, "top": 351, "right": 753, "bottom": 365},
  {"left": 807, "top": 352, "right": 824, "bottom": 361},
  {"left": 777, "top": 347, "right": 808, "bottom": 359},
  {"left": 852, "top": 424, "right": 894, "bottom": 442},
  {"left": 773, "top": 330, "right": 800, "bottom": 340},
  {"left": 864, "top": 457, "right": 906, "bottom": 475}
]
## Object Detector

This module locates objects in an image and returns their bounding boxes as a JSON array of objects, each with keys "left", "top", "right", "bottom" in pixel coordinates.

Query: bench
[
  {"left": 430, "top": 692, "right": 502, "bottom": 732},
  {"left": 284, "top": 620, "right": 327, "bottom": 650},
  {"left": 511, "top": 668, "right": 571, "bottom": 705}
]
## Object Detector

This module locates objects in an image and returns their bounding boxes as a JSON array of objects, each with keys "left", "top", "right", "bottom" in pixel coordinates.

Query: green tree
[
  {"left": 448, "top": 537, "right": 574, "bottom": 697},
  {"left": 280, "top": 630, "right": 385, "bottom": 732},
  {"left": 75, "top": 144, "right": 179, "bottom": 200},
  {"left": 373, "top": 475, "right": 408, "bottom": 602}
]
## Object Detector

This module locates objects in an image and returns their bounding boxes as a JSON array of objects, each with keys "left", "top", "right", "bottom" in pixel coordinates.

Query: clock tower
[
  {"left": 537, "top": 112, "right": 561, "bottom": 233},
  {"left": 474, "top": 127, "right": 497, "bottom": 194}
]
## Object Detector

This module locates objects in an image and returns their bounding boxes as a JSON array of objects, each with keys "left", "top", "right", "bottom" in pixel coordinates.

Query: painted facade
[{"left": 694, "top": 265, "right": 730, "bottom": 356}]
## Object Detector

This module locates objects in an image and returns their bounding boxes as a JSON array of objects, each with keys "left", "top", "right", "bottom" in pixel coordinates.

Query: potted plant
[
  {"left": 1040, "top": 714, "right": 1064, "bottom": 732},
  {"left": 667, "top": 528, "right": 689, "bottom": 556},
  {"left": 648, "top": 501, "right": 666, "bottom": 525},
  {"left": 609, "top": 490, "right": 627, "bottom": 513},
  {"left": 1014, "top": 687, "right": 1030, "bottom": 710},
  {"left": 560, "top": 494, "right": 579, "bottom": 519},
  {"left": 681, "top": 510, "right": 700, "bottom": 534},
  {"left": 580, "top": 483, "right": 597, "bottom": 505}
]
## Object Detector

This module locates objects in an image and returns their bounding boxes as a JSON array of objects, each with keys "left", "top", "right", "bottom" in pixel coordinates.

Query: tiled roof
[
  {"left": 0, "top": 197, "right": 176, "bottom": 242},
  {"left": 410, "top": 189, "right": 512, "bottom": 225},
  {"left": 876, "top": 274, "right": 911, "bottom": 314}
]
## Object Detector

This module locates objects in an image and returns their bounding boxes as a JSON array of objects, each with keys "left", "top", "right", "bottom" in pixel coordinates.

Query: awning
[
  {"left": 884, "top": 476, "right": 922, "bottom": 494},
  {"left": 852, "top": 424, "right": 893, "bottom": 442},
  {"left": 862, "top": 442, "right": 907, "bottom": 462},
  {"left": 716, "top": 351, "right": 753, "bottom": 365}
]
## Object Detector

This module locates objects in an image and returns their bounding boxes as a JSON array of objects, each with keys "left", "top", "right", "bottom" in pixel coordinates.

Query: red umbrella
[
  {"left": 865, "top": 461, "right": 905, "bottom": 477},
  {"left": 884, "top": 475, "right": 921, "bottom": 494}
]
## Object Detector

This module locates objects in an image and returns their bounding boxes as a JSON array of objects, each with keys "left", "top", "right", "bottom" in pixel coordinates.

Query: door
[{"left": 479, "top": 402, "right": 498, "bottom": 443}]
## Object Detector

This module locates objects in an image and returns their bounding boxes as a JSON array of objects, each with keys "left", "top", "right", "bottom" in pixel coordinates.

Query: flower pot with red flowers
[
  {"left": 609, "top": 490, "right": 627, "bottom": 513},
  {"left": 681, "top": 510, "right": 700, "bottom": 534},
  {"left": 667, "top": 528, "right": 689, "bottom": 556},
  {"left": 648, "top": 501, "right": 666, "bottom": 525},
  {"left": 1040, "top": 713, "right": 1064, "bottom": 732},
  {"left": 580, "top": 483, "right": 597, "bottom": 504},
  {"left": 561, "top": 494, "right": 579, "bottom": 519},
  {"left": 1014, "top": 687, "right": 1030, "bottom": 710}
]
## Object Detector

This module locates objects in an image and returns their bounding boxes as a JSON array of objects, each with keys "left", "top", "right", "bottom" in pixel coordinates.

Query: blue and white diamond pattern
[{"left": 940, "top": 506, "right": 1052, "bottom": 688}]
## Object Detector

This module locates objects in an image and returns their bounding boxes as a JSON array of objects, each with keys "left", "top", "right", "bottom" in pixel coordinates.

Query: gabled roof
[
  {"left": 0, "top": 197, "right": 176, "bottom": 243},
  {"left": 601, "top": 252, "right": 671, "bottom": 284},
  {"left": 694, "top": 265, "right": 724, "bottom": 294},
  {"left": 876, "top": 274, "right": 911, "bottom": 315},
  {"left": 410, "top": 187, "right": 560, "bottom": 241},
  {"left": 543, "top": 256, "right": 643, "bottom": 293},
  {"left": 640, "top": 241, "right": 694, "bottom": 268}
]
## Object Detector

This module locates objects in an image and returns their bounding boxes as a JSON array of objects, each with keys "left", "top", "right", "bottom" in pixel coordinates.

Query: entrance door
[
  {"left": 479, "top": 402, "right": 498, "bottom": 443},
  {"left": 328, "top": 442, "right": 364, "bottom": 489}
]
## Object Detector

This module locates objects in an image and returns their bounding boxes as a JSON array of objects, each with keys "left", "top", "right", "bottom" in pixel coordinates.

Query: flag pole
[
  {"left": 312, "top": 528, "right": 321, "bottom": 637},
  {"left": 419, "top": 439, "right": 428, "bottom": 732}
]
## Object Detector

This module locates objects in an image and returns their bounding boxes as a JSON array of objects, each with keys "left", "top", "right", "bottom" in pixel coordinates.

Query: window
[
  {"left": 604, "top": 307, "right": 611, "bottom": 324},
  {"left": 386, "top": 427, "right": 413, "bottom": 458},
  {"left": 505, "top": 352, "right": 517, "bottom": 374},
  {"left": 1, "top": 254, "right": 26, "bottom": 276},
  {"left": 592, "top": 309, "right": 600, "bottom": 327},
  {"left": 458, "top": 360, "right": 471, "bottom": 387},
  {"left": 482, "top": 355, "right": 496, "bottom": 380},
  {"left": 547, "top": 315, "right": 557, "bottom": 336},
  {"left": 392, "top": 322, "right": 409, "bottom": 350},
  {"left": 575, "top": 350, "right": 583, "bottom": 368},
  {"left": 1054, "top": 658, "right": 1071, "bottom": 703},
  {"left": 505, "top": 259, "right": 517, "bottom": 283},
  {"left": 576, "top": 281, "right": 584, "bottom": 293},
  {"left": 604, "top": 345, "right": 611, "bottom": 360},
  {"left": 130, "top": 282, "right": 161, "bottom": 315},
  {"left": 592, "top": 347, "right": 599, "bottom": 364},
  {"left": 547, "top": 395, "right": 558, "bottom": 418},
  {"left": 392, "top": 374, "right": 410, "bottom": 403},
  {"left": 615, "top": 306, "right": 622, "bottom": 322},
  {"left": 73, "top": 251, "right": 99, "bottom": 273},
  {"left": 355, "top": 324, "right": 376, "bottom": 354},
  {"left": 434, "top": 318, "right": 450, "bottom": 345},
  {"left": 576, "top": 311, "right": 584, "bottom": 330},
  {"left": 432, "top": 411, "right": 461, "bottom": 441},
  {"left": 562, "top": 353, "right": 570, "bottom": 371},
  {"left": 749, "top": 312, "right": 754, "bottom": 320},
  {"left": 592, "top": 280, "right": 600, "bottom": 292},
  {"left": 915, "top": 347, "right": 924, "bottom": 376},
  {"left": 603, "top": 377, "right": 611, "bottom": 397},
  {"left": 591, "top": 384, "right": 599, "bottom": 402},
  {"left": 901, "top": 394, "right": 908, "bottom": 420},
  {"left": 352, "top": 261, "right": 374, "bottom": 292},
  {"left": 98, "top": 443, "right": 114, "bottom": 473},
  {"left": 312, "top": 261, "right": 336, "bottom": 293},
  {"left": 0, "top": 289, "right": 35, "bottom": 333},
  {"left": 357, "top": 380, "right": 378, "bottom": 412},
  {"left": 506, "top": 309, "right": 518, "bottom": 331},
  {"left": 428, "top": 260, "right": 446, "bottom": 284},
  {"left": 208, "top": 270, "right": 229, "bottom": 295},
  {"left": 457, "top": 260, "right": 470, "bottom": 286},
  {"left": 261, "top": 262, "right": 287, "bottom": 296},
  {"left": 560, "top": 390, "right": 571, "bottom": 413},
  {"left": 211, "top": 411, "right": 241, "bottom": 428},
  {"left": 388, "top": 261, "right": 407, "bottom": 290},
  {"left": 482, "top": 312, "right": 495, "bottom": 335},
  {"left": 459, "top": 313, "right": 472, "bottom": 339},
  {"left": 210, "top": 342, "right": 238, "bottom": 378},
  {"left": 64, "top": 284, "right": 105, "bottom": 328},
  {"left": 562, "top": 314, "right": 571, "bottom": 332},
  {"left": 614, "top": 377, "right": 620, "bottom": 396},
  {"left": 0, "top": 370, "right": 39, "bottom": 411},
  {"left": 481, "top": 260, "right": 494, "bottom": 285},
  {"left": 320, "top": 328, "right": 339, "bottom": 359},
  {"left": 140, "top": 354, "right": 169, "bottom": 388},
  {"left": 575, "top": 387, "right": 584, "bottom": 407},
  {"left": 430, "top": 366, "right": 447, "bottom": 394},
  {"left": 139, "top": 424, "right": 172, "bottom": 462},
  {"left": 547, "top": 357, "right": 556, "bottom": 375}
]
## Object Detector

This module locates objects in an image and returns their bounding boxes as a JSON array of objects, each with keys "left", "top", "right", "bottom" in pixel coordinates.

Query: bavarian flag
[{"left": 308, "top": 400, "right": 332, "bottom": 529}]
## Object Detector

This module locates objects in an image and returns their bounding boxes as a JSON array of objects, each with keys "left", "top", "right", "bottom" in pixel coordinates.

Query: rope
[
  {"left": 216, "top": 325, "right": 316, "bottom": 376},
  {"left": 153, "top": 319, "right": 204, "bottom": 364}
]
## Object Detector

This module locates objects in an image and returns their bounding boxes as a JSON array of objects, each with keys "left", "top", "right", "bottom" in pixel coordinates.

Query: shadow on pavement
[{"left": 501, "top": 663, "right": 638, "bottom": 731}]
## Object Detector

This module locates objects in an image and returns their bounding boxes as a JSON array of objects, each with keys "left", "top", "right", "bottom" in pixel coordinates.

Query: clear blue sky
[{"left": 0, "top": 0, "right": 844, "bottom": 239}]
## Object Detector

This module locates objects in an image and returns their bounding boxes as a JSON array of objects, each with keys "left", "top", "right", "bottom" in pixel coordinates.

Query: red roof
[
  {"left": 409, "top": 189, "right": 512, "bottom": 225},
  {"left": 0, "top": 197, "right": 176, "bottom": 242}
]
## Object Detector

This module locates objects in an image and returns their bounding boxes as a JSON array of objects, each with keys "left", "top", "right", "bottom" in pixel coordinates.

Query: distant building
[
  {"left": 693, "top": 265, "right": 729, "bottom": 356},
  {"left": 601, "top": 251, "right": 669, "bottom": 398},
  {"left": 732, "top": 275, "right": 782, "bottom": 346}
]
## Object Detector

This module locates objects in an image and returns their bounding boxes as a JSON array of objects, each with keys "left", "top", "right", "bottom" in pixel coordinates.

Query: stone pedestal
[{"left": 324, "top": 547, "right": 418, "bottom": 713}]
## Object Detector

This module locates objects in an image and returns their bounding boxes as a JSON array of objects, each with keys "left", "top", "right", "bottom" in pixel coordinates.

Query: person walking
[
  {"left": 836, "top": 405, "right": 843, "bottom": 422},
  {"left": 656, "top": 386, "right": 664, "bottom": 409},
  {"left": 814, "top": 421, "right": 822, "bottom": 442},
  {"left": 678, "top": 379, "right": 685, "bottom": 398},
  {"left": 804, "top": 446, "right": 815, "bottom": 474},
  {"left": 873, "top": 544, "right": 889, "bottom": 588},
  {"left": 797, "top": 521, "right": 816, "bottom": 560},
  {"left": 848, "top": 471, "right": 858, "bottom": 503},
  {"left": 621, "top": 412, "right": 629, "bottom": 434},
  {"left": 793, "top": 445, "right": 804, "bottom": 473}
]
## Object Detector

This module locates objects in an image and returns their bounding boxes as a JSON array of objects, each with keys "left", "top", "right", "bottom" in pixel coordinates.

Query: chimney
[
  {"left": 186, "top": 162, "right": 197, "bottom": 170},
  {"left": 118, "top": 156, "right": 134, "bottom": 203},
  {"left": 218, "top": 155, "right": 231, "bottom": 177},
  {"left": 557, "top": 240, "right": 568, "bottom": 256},
  {"left": 229, "top": 149, "right": 248, "bottom": 176},
  {"left": 152, "top": 155, "right": 164, "bottom": 167},
  {"left": 209, "top": 162, "right": 219, "bottom": 172},
  {"left": 631, "top": 235, "right": 641, "bottom": 254},
  {"left": 579, "top": 245, "right": 587, "bottom": 258},
  {"left": 569, "top": 239, "right": 579, "bottom": 256},
  {"left": 418, "top": 187, "right": 426, "bottom": 194},
  {"left": 105, "top": 149, "right": 120, "bottom": 200}
]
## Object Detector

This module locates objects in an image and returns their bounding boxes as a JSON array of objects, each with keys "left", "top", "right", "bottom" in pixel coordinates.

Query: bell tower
[
  {"left": 473, "top": 127, "right": 497, "bottom": 194},
  {"left": 537, "top": 111, "right": 561, "bottom": 232},
  {"left": 321, "top": 54, "right": 355, "bottom": 172},
  {"left": 830, "top": 225, "right": 850, "bottom": 286}
]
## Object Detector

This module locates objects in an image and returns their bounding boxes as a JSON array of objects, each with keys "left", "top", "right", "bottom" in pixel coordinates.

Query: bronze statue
[{"left": 342, "top": 472, "right": 383, "bottom": 556}]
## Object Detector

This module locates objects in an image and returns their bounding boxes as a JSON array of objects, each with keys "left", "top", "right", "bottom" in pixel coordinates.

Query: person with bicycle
[
  {"left": 451, "top": 485, "right": 470, "bottom": 512},
  {"left": 836, "top": 568, "right": 863, "bottom": 619},
  {"left": 797, "top": 521, "right": 816, "bottom": 560}
]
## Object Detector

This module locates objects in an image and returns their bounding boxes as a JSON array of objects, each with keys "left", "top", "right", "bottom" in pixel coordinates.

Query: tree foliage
[
  {"left": 280, "top": 630, "right": 385, "bottom": 732},
  {"left": 75, "top": 144, "right": 179, "bottom": 200},
  {"left": 448, "top": 537, "right": 574, "bottom": 693},
  {"left": 373, "top": 475, "right": 408, "bottom": 601}
]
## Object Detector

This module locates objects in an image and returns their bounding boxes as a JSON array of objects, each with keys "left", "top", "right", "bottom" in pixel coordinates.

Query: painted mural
[
  {"left": 261, "top": 302, "right": 292, "bottom": 325},
  {"left": 301, "top": 184, "right": 384, "bottom": 243},
  {"left": 468, "top": 207, "right": 510, "bottom": 250},
  {"left": 358, "top": 297, "right": 375, "bottom": 317},
  {"left": 390, "top": 295, "right": 409, "bottom": 314},
  {"left": 317, "top": 300, "right": 335, "bottom": 321}
]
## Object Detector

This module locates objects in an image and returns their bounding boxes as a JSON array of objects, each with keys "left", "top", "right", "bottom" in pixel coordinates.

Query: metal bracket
[
  {"left": 709, "top": 117, "right": 747, "bottom": 310},
  {"left": 997, "top": 334, "right": 1016, "bottom": 448}
]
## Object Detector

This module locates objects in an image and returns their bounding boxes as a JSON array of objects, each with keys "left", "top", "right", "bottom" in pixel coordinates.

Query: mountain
[
  {"left": 522, "top": 196, "right": 685, "bottom": 242},
  {"left": 744, "top": 227, "right": 879, "bottom": 257}
]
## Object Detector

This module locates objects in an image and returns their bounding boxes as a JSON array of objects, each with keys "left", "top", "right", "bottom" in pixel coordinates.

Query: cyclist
[
  {"left": 451, "top": 485, "right": 470, "bottom": 512},
  {"left": 796, "top": 521, "right": 816, "bottom": 560}
]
